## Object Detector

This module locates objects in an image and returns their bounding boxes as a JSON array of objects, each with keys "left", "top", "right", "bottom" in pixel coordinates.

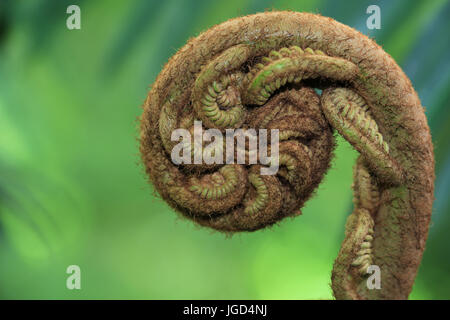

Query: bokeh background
[{"left": 0, "top": 0, "right": 448, "bottom": 299}]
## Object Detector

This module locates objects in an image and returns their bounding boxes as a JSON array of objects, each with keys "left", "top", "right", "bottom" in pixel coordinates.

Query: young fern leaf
[{"left": 140, "top": 12, "right": 434, "bottom": 300}]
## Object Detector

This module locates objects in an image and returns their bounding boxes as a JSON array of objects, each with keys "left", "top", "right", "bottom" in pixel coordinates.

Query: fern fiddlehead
[{"left": 140, "top": 12, "right": 434, "bottom": 300}]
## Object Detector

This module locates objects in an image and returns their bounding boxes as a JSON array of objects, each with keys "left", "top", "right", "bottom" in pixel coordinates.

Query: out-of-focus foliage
[{"left": 0, "top": 0, "right": 448, "bottom": 299}]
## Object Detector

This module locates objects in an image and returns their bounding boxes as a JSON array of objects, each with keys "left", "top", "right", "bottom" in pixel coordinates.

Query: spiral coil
[{"left": 140, "top": 12, "right": 434, "bottom": 299}]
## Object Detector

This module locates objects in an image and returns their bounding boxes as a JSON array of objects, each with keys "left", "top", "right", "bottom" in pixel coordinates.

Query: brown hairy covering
[{"left": 140, "top": 12, "right": 434, "bottom": 300}]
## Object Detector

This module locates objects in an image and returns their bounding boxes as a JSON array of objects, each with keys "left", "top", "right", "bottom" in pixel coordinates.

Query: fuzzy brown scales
[{"left": 139, "top": 12, "right": 434, "bottom": 300}]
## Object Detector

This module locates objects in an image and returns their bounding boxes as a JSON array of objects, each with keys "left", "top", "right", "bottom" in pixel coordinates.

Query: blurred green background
[{"left": 0, "top": 0, "right": 448, "bottom": 299}]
